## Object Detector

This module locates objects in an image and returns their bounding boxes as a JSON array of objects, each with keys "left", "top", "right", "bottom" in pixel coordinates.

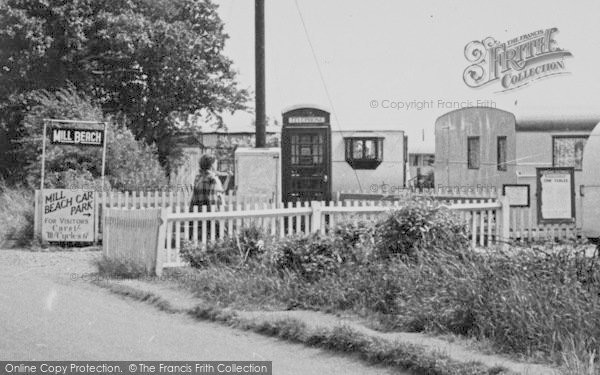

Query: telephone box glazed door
[{"left": 282, "top": 128, "right": 331, "bottom": 202}]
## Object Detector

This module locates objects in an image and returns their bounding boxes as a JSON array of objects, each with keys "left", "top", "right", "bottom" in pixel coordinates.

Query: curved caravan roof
[
  {"left": 515, "top": 112, "right": 600, "bottom": 132},
  {"left": 436, "top": 107, "right": 600, "bottom": 132},
  {"left": 435, "top": 107, "right": 516, "bottom": 131}
]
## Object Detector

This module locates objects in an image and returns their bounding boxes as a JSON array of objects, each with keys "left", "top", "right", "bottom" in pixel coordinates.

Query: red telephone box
[{"left": 281, "top": 106, "right": 332, "bottom": 202}]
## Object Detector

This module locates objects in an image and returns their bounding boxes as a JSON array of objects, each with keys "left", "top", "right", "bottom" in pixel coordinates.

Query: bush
[
  {"left": 180, "top": 225, "right": 270, "bottom": 268},
  {"left": 105, "top": 121, "right": 168, "bottom": 191},
  {"left": 374, "top": 198, "right": 469, "bottom": 261},
  {"left": 269, "top": 233, "right": 344, "bottom": 282},
  {"left": 45, "top": 169, "right": 110, "bottom": 191},
  {"left": 0, "top": 183, "right": 34, "bottom": 247},
  {"left": 331, "top": 219, "right": 375, "bottom": 264}
]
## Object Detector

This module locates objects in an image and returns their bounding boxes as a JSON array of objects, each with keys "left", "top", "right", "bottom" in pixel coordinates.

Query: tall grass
[
  {"left": 0, "top": 183, "right": 34, "bottom": 247},
  {"left": 175, "top": 208, "right": 600, "bottom": 371}
]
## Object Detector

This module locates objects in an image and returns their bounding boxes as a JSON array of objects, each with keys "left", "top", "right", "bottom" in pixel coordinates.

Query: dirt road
[{"left": 0, "top": 250, "right": 402, "bottom": 374}]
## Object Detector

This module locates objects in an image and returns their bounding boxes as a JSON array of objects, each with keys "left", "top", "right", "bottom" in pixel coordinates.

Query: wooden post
[
  {"left": 500, "top": 196, "right": 511, "bottom": 249},
  {"left": 311, "top": 201, "right": 322, "bottom": 233},
  {"left": 155, "top": 208, "right": 169, "bottom": 276},
  {"left": 255, "top": 0, "right": 266, "bottom": 147},
  {"left": 33, "top": 190, "right": 41, "bottom": 241},
  {"left": 94, "top": 191, "right": 100, "bottom": 245},
  {"left": 103, "top": 208, "right": 111, "bottom": 256}
]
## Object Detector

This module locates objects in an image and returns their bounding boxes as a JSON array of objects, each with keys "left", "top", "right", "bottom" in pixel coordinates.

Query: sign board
[
  {"left": 50, "top": 127, "right": 104, "bottom": 147},
  {"left": 41, "top": 189, "right": 95, "bottom": 242},
  {"left": 537, "top": 168, "right": 575, "bottom": 223},
  {"left": 502, "top": 184, "right": 530, "bottom": 207},
  {"left": 288, "top": 116, "right": 326, "bottom": 124}
]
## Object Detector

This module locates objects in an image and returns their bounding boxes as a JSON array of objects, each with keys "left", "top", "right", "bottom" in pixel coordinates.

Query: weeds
[
  {"left": 94, "top": 255, "right": 151, "bottom": 278},
  {"left": 0, "top": 183, "right": 34, "bottom": 247}
]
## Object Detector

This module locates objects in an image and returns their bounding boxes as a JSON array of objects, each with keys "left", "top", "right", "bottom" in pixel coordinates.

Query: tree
[
  {"left": 0, "top": 0, "right": 248, "bottom": 178},
  {"left": 13, "top": 86, "right": 168, "bottom": 190}
]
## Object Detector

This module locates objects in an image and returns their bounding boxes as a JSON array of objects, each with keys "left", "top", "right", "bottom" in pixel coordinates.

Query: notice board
[
  {"left": 537, "top": 168, "right": 575, "bottom": 224},
  {"left": 41, "top": 189, "right": 95, "bottom": 242}
]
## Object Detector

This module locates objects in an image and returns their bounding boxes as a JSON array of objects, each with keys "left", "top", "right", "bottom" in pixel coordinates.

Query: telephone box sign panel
[
  {"left": 42, "top": 189, "right": 95, "bottom": 242},
  {"left": 283, "top": 107, "right": 330, "bottom": 126},
  {"left": 288, "top": 116, "right": 326, "bottom": 124},
  {"left": 51, "top": 127, "right": 104, "bottom": 146},
  {"left": 537, "top": 168, "right": 575, "bottom": 224}
]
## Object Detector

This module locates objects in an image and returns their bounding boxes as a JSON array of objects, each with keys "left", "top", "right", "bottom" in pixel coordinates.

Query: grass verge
[{"left": 94, "top": 280, "right": 514, "bottom": 375}]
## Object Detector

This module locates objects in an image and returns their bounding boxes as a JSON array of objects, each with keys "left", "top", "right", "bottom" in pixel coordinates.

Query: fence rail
[
  {"left": 101, "top": 195, "right": 588, "bottom": 275},
  {"left": 150, "top": 198, "right": 510, "bottom": 268},
  {"left": 34, "top": 189, "right": 273, "bottom": 243}
]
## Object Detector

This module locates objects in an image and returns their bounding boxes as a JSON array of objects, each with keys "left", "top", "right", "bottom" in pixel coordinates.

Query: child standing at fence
[
  {"left": 190, "top": 154, "right": 225, "bottom": 210},
  {"left": 189, "top": 154, "right": 231, "bottom": 241}
]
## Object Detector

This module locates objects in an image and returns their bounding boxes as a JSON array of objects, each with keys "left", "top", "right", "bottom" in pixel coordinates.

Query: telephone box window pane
[{"left": 553, "top": 136, "right": 587, "bottom": 171}]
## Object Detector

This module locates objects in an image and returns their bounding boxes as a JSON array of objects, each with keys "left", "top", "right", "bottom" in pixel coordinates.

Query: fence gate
[{"left": 102, "top": 208, "right": 163, "bottom": 275}]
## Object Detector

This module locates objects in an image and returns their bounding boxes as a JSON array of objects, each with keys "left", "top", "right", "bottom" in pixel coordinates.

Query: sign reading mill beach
[
  {"left": 41, "top": 189, "right": 95, "bottom": 242},
  {"left": 50, "top": 127, "right": 104, "bottom": 146}
]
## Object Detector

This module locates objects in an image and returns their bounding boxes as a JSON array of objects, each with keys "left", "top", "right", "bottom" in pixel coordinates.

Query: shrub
[
  {"left": 105, "top": 121, "right": 168, "bottom": 191},
  {"left": 269, "top": 233, "right": 344, "bottom": 282},
  {"left": 0, "top": 183, "right": 34, "bottom": 247},
  {"left": 45, "top": 169, "right": 110, "bottom": 191},
  {"left": 374, "top": 198, "right": 469, "bottom": 261},
  {"left": 180, "top": 225, "right": 270, "bottom": 268}
]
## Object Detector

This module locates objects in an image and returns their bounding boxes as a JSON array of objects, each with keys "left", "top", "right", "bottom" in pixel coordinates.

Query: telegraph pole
[{"left": 255, "top": 0, "right": 266, "bottom": 148}]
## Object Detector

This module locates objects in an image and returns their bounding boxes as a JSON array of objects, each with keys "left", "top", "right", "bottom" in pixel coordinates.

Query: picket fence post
[
  {"left": 311, "top": 201, "right": 322, "bottom": 233},
  {"left": 33, "top": 190, "right": 41, "bottom": 241},
  {"left": 155, "top": 208, "right": 169, "bottom": 276},
  {"left": 102, "top": 208, "right": 111, "bottom": 256},
  {"left": 499, "top": 195, "right": 511, "bottom": 249}
]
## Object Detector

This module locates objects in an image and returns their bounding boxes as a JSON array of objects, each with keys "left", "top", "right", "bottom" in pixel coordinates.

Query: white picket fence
[
  {"left": 336, "top": 190, "right": 580, "bottom": 241},
  {"left": 102, "top": 198, "right": 510, "bottom": 273},
  {"left": 35, "top": 188, "right": 580, "bottom": 246},
  {"left": 34, "top": 189, "right": 273, "bottom": 243}
]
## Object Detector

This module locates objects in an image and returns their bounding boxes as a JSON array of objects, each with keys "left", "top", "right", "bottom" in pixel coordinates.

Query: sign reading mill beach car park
[
  {"left": 35, "top": 119, "right": 106, "bottom": 244},
  {"left": 41, "top": 189, "right": 95, "bottom": 242}
]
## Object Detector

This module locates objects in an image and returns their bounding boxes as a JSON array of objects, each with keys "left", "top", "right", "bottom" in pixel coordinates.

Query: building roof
[{"left": 281, "top": 103, "right": 330, "bottom": 114}]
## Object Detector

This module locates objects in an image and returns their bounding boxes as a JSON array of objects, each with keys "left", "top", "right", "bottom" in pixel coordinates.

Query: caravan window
[
  {"left": 497, "top": 136, "right": 507, "bottom": 171},
  {"left": 344, "top": 137, "right": 383, "bottom": 169},
  {"left": 467, "top": 137, "right": 480, "bottom": 169},
  {"left": 553, "top": 136, "right": 587, "bottom": 171}
]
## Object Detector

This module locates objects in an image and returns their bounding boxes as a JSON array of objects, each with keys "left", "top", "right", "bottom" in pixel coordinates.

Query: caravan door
[{"left": 580, "top": 122, "right": 600, "bottom": 239}]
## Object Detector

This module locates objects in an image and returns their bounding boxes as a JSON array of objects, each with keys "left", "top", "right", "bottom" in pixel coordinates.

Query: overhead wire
[{"left": 293, "top": 0, "right": 365, "bottom": 193}]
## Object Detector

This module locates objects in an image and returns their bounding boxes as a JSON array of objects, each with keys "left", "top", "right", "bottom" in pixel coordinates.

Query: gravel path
[{"left": 0, "top": 248, "right": 101, "bottom": 283}]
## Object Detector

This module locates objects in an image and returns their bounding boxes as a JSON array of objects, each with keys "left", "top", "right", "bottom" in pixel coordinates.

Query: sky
[{"left": 212, "top": 0, "right": 600, "bottom": 152}]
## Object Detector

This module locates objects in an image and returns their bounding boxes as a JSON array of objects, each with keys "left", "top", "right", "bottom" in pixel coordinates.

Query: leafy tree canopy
[{"left": 0, "top": 0, "right": 248, "bottom": 176}]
